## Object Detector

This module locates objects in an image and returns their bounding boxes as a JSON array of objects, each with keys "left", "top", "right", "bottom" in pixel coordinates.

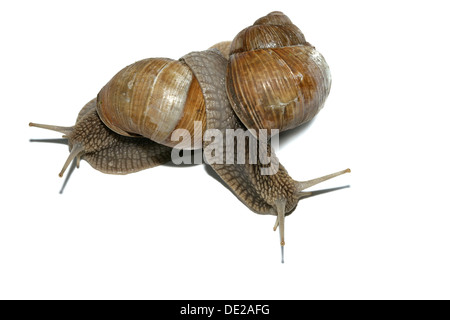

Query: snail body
[{"left": 30, "top": 12, "right": 349, "bottom": 262}]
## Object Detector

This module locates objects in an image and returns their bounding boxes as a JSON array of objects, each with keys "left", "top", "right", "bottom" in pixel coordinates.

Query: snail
[
  {"left": 227, "top": 11, "right": 331, "bottom": 134},
  {"left": 29, "top": 12, "right": 349, "bottom": 263}
]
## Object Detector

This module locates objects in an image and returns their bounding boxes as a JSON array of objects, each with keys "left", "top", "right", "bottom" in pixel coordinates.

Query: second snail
[{"left": 30, "top": 11, "right": 350, "bottom": 263}]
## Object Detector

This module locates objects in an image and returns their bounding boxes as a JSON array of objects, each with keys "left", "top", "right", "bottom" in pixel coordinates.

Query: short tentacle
[
  {"left": 274, "top": 199, "right": 286, "bottom": 263},
  {"left": 59, "top": 158, "right": 78, "bottom": 194},
  {"left": 59, "top": 144, "right": 84, "bottom": 177}
]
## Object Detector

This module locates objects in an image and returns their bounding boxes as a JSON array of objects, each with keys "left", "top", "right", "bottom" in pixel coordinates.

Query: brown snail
[
  {"left": 29, "top": 12, "right": 349, "bottom": 263},
  {"left": 227, "top": 11, "right": 331, "bottom": 134}
]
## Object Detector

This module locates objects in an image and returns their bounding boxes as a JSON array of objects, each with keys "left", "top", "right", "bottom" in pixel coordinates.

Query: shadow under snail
[{"left": 29, "top": 11, "right": 350, "bottom": 263}]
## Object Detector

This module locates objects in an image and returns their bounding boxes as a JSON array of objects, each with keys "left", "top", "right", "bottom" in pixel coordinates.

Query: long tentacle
[
  {"left": 29, "top": 122, "right": 73, "bottom": 135},
  {"left": 297, "top": 169, "right": 350, "bottom": 191}
]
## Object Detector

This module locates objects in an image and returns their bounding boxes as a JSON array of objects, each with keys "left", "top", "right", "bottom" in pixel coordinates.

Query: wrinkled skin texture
[{"left": 182, "top": 50, "right": 302, "bottom": 216}]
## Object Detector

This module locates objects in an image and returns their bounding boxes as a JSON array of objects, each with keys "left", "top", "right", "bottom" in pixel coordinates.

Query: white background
[{"left": 1, "top": 0, "right": 449, "bottom": 299}]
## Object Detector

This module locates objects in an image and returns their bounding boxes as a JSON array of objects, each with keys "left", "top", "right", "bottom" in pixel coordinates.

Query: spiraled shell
[
  {"left": 226, "top": 11, "right": 331, "bottom": 133},
  {"left": 97, "top": 58, "right": 206, "bottom": 149}
]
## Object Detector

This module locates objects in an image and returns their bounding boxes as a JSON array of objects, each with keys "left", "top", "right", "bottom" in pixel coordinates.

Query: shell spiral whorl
[
  {"left": 226, "top": 11, "right": 332, "bottom": 134},
  {"left": 96, "top": 58, "right": 206, "bottom": 149}
]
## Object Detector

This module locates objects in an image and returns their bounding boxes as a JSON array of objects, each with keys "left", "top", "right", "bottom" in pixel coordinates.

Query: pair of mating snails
[{"left": 30, "top": 11, "right": 350, "bottom": 263}]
